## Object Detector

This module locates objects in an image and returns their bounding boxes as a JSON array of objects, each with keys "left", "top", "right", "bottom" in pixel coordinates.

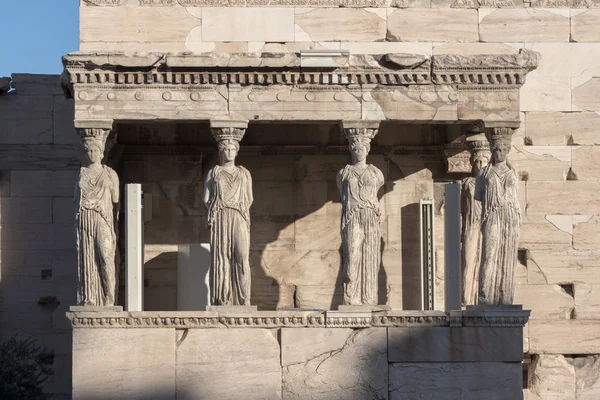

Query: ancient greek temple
[{"left": 2, "top": 1, "right": 600, "bottom": 399}]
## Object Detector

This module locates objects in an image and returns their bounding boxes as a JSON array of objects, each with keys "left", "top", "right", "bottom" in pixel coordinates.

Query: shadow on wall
[{"left": 118, "top": 121, "right": 449, "bottom": 312}]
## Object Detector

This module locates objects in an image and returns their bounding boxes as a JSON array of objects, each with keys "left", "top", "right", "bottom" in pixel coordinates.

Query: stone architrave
[
  {"left": 461, "top": 136, "right": 491, "bottom": 306},
  {"left": 475, "top": 128, "right": 521, "bottom": 305},
  {"left": 75, "top": 121, "right": 120, "bottom": 307},
  {"left": 337, "top": 121, "right": 384, "bottom": 306},
  {"left": 204, "top": 120, "right": 253, "bottom": 306}
]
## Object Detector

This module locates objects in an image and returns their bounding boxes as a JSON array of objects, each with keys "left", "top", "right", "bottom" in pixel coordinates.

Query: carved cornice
[
  {"left": 61, "top": 50, "right": 539, "bottom": 99},
  {"left": 67, "top": 309, "right": 530, "bottom": 328},
  {"left": 432, "top": 50, "right": 540, "bottom": 86}
]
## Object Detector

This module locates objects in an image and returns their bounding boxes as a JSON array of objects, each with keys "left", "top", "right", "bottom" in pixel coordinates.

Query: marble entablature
[{"left": 61, "top": 50, "right": 539, "bottom": 127}]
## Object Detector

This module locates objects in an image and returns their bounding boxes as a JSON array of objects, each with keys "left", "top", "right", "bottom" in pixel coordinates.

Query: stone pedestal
[{"left": 67, "top": 308, "right": 529, "bottom": 400}]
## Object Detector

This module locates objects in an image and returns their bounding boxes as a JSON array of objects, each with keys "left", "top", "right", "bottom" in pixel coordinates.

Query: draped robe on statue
[
  {"left": 75, "top": 165, "right": 117, "bottom": 306},
  {"left": 461, "top": 176, "right": 483, "bottom": 305},
  {"left": 338, "top": 164, "right": 384, "bottom": 305},
  {"left": 475, "top": 163, "right": 521, "bottom": 305},
  {"left": 206, "top": 165, "right": 252, "bottom": 306}
]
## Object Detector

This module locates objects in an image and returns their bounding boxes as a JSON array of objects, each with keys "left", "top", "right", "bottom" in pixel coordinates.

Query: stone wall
[{"left": 0, "top": 74, "right": 80, "bottom": 399}]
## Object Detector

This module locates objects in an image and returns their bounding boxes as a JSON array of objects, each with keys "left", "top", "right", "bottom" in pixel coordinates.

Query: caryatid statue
[
  {"left": 204, "top": 121, "right": 253, "bottom": 306},
  {"left": 75, "top": 126, "right": 120, "bottom": 306},
  {"left": 461, "top": 137, "right": 490, "bottom": 306},
  {"left": 337, "top": 122, "right": 384, "bottom": 306},
  {"left": 475, "top": 128, "right": 521, "bottom": 305}
]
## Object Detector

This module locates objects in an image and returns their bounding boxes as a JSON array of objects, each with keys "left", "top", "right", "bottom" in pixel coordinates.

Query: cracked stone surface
[
  {"left": 572, "top": 355, "right": 600, "bottom": 400},
  {"left": 527, "top": 354, "right": 576, "bottom": 400},
  {"left": 282, "top": 328, "right": 387, "bottom": 400},
  {"left": 389, "top": 362, "right": 522, "bottom": 400}
]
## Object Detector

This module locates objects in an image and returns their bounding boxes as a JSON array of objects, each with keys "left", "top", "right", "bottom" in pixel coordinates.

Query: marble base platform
[{"left": 68, "top": 308, "right": 529, "bottom": 400}]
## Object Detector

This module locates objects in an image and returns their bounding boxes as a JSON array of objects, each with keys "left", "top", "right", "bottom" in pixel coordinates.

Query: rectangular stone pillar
[
  {"left": 444, "top": 183, "right": 461, "bottom": 311},
  {"left": 125, "top": 184, "right": 143, "bottom": 312},
  {"left": 177, "top": 244, "right": 211, "bottom": 311}
]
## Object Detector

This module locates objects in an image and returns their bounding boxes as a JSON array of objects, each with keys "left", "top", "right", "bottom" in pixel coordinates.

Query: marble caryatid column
[
  {"left": 461, "top": 137, "right": 490, "bottom": 306},
  {"left": 204, "top": 120, "right": 253, "bottom": 306},
  {"left": 337, "top": 121, "right": 384, "bottom": 306},
  {"left": 475, "top": 128, "right": 521, "bottom": 305},
  {"left": 74, "top": 122, "right": 120, "bottom": 307}
]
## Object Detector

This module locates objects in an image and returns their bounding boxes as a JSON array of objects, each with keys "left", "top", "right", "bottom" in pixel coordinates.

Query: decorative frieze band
[{"left": 67, "top": 310, "right": 529, "bottom": 328}]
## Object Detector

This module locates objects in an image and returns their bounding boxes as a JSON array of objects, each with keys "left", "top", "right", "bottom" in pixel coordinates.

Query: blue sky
[{"left": 0, "top": 1, "right": 79, "bottom": 77}]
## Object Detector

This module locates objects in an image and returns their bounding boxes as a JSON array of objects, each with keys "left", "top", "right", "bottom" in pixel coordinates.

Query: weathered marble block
[
  {"left": 282, "top": 328, "right": 388, "bottom": 400},
  {"left": 73, "top": 328, "right": 176, "bottom": 400},
  {"left": 177, "top": 329, "right": 281, "bottom": 400},
  {"left": 388, "top": 326, "right": 523, "bottom": 362},
  {"left": 389, "top": 362, "right": 523, "bottom": 400}
]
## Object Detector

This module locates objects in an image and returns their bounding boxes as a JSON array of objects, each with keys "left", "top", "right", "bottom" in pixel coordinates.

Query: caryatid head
[
  {"left": 343, "top": 127, "right": 378, "bottom": 165},
  {"left": 217, "top": 139, "right": 240, "bottom": 165},
  {"left": 211, "top": 126, "right": 246, "bottom": 166},
  {"left": 468, "top": 139, "right": 491, "bottom": 175},
  {"left": 78, "top": 128, "right": 109, "bottom": 166},
  {"left": 490, "top": 136, "right": 512, "bottom": 164}
]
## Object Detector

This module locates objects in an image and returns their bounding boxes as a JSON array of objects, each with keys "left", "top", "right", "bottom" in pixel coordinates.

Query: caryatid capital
[
  {"left": 484, "top": 127, "right": 516, "bottom": 149},
  {"left": 209, "top": 120, "right": 249, "bottom": 143},
  {"left": 340, "top": 120, "right": 381, "bottom": 143},
  {"left": 74, "top": 120, "right": 115, "bottom": 163}
]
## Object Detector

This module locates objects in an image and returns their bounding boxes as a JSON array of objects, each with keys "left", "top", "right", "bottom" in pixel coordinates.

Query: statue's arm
[
  {"left": 203, "top": 169, "right": 213, "bottom": 208},
  {"left": 375, "top": 167, "right": 385, "bottom": 189},
  {"left": 109, "top": 169, "right": 120, "bottom": 204},
  {"left": 246, "top": 169, "right": 254, "bottom": 207},
  {"left": 460, "top": 180, "right": 468, "bottom": 240}
]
